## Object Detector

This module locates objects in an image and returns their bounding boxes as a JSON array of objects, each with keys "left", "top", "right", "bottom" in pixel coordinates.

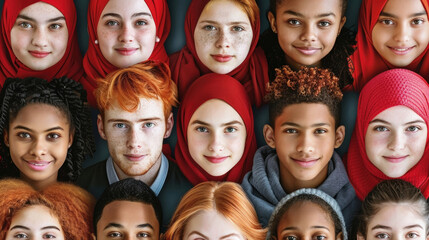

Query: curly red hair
[
  {"left": 0, "top": 179, "right": 95, "bottom": 239},
  {"left": 95, "top": 60, "right": 178, "bottom": 120}
]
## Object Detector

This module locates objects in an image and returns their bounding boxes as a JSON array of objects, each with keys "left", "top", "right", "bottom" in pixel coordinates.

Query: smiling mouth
[
  {"left": 115, "top": 48, "right": 139, "bottom": 56},
  {"left": 25, "top": 160, "right": 52, "bottom": 171},
  {"left": 388, "top": 46, "right": 415, "bottom": 55}
]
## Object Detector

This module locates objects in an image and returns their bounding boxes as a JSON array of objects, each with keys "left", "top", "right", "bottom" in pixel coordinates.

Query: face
[
  {"left": 371, "top": 0, "right": 429, "bottom": 67},
  {"left": 97, "top": 201, "right": 159, "bottom": 240},
  {"left": 187, "top": 99, "right": 247, "bottom": 177},
  {"left": 365, "top": 106, "right": 427, "bottom": 178},
  {"left": 10, "top": 2, "right": 68, "bottom": 71},
  {"left": 6, "top": 205, "right": 65, "bottom": 240},
  {"left": 194, "top": 0, "right": 253, "bottom": 74},
  {"left": 4, "top": 104, "right": 73, "bottom": 189},
  {"left": 264, "top": 103, "right": 344, "bottom": 189},
  {"left": 97, "top": 0, "right": 157, "bottom": 68},
  {"left": 183, "top": 210, "right": 246, "bottom": 240},
  {"left": 268, "top": 0, "right": 346, "bottom": 70},
  {"left": 277, "top": 201, "right": 342, "bottom": 240},
  {"left": 98, "top": 98, "right": 173, "bottom": 178},
  {"left": 359, "top": 203, "right": 428, "bottom": 240}
]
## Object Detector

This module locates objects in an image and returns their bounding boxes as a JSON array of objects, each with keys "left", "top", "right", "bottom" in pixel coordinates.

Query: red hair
[
  {"left": 231, "top": 0, "right": 259, "bottom": 25},
  {"left": 0, "top": 179, "right": 95, "bottom": 239},
  {"left": 95, "top": 61, "right": 178, "bottom": 119},
  {"left": 164, "top": 181, "right": 266, "bottom": 240}
]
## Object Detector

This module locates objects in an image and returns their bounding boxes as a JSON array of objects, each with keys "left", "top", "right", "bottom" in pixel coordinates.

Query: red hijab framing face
[
  {"left": 169, "top": 0, "right": 268, "bottom": 106},
  {"left": 81, "top": 0, "right": 170, "bottom": 105},
  {"left": 347, "top": 69, "right": 429, "bottom": 200},
  {"left": 351, "top": 0, "right": 429, "bottom": 91},
  {"left": 174, "top": 73, "right": 257, "bottom": 185},
  {"left": 0, "top": 0, "right": 82, "bottom": 85}
]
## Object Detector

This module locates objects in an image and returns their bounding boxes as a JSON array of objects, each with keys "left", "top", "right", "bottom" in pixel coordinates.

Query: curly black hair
[
  {"left": 0, "top": 77, "right": 95, "bottom": 182},
  {"left": 266, "top": 65, "right": 343, "bottom": 128}
]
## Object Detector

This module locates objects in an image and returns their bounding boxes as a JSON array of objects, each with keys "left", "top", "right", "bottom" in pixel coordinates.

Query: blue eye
[
  {"left": 406, "top": 126, "right": 420, "bottom": 132},
  {"left": 203, "top": 25, "right": 216, "bottom": 31},
  {"left": 225, "top": 127, "right": 237, "bottom": 133},
  {"left": 49, "top": 23, "right": 62, "bottom": 30},
  {"left": 114, "top": 123, "right": 127, "bottom": 129},
  {"left": 374, "top": 126, "right": 389, "bottom": 132},
  {"left": 136, "top": 20, "right": 148, "bottom": 26},
  {"left": 375, "top": 233, "right": 389, "bottom": 239},
  {"left": 143, "top": 122, "right": 155, "bottom": 128},
  {"left": 196, "top": 126, "right": 209, "bottom": 133},
  {"left": 232, "top": 26, "right": 244, "bottom": 32},
  {"left": 106, "top": 20, "right": 119, "bottom": 26},
  {"left": 14, "top": 233, "right": 29, "bottom": 239}
]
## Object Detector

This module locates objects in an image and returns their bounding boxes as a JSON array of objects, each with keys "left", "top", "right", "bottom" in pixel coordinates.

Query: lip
[
  {"left": 124, "top": 154, "right": 146, "bottom": 162},
  {"left": 211, "top": 54, "right": 233, "bottom": 63},
  {"left": 291, "top": 157, "right": 319, "bottom": 168},
  {"left": 388, "top": 46, "right": 415, "bottom": 55},
  {"left": 204, "top": 156, "right": 229, "bottom": 164},
  {"left": 28, "top": 50, "right": 50, "bottom": 58},
  {"left": 295, "top": 46, "right": 321, "bottom": 55},
  {"left": 25, "top": 160, "right": 52, "bottom": 171},
  {"left": 115, "top": 47, "right": 139, "bottom": 56},
  {"left": 383, "top": 155, "right": 408, "bottom": 163}
]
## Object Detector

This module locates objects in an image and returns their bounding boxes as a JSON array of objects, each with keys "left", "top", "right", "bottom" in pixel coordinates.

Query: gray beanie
[{"left": 265, "top": 188, "right": 347, "bottom": 240}]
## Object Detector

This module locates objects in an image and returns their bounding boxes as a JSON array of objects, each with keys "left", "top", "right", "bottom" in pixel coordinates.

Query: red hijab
[
  {"left": 81, "top": 0, "right": 170, "bottom": 105},
  {"left": 346, "top": 69, "right": 429, "bottom": 200},
  {"left": 169, "top": 0, "right": 268, "bottom": 106},
  {"left": 0, "top": 0, "right": 82, "bottom": 85},
  {"left": 174, "top": 73, "right": 257, "bottom": 185},
  {"left": 351, "top": 0, "right": 429, "bottom": 91}
]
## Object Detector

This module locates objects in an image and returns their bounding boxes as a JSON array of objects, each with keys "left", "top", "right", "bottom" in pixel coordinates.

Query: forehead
[
  {"left": 275, "top": 103, "right": 335, "bottom": 127},
  {"left": 189, "top": 99, "right": 244, "bottom": 125},
  {"left": 103, "top": 98, "right": 166, "bottom": 121},
  {"left": 198, "top": 0, "right": 250, "bottom": 22},
  {"left": 278, "top": 201, "right": 334, "bottom": 231},
  {"left": 18, "top": 2, "right": 65, "bottom": 20},
  {"left": 276, "top": 0, "right": 343, "bottom": 15},
  {"left": 11, "top": 205, "right": 60, "bottom": 228},
  {"left": 369, "top": 105, "right": 425, "bottom": 125},
  {"left": 11, "top": 103, "right": 69, "bottom": 126},
  {"left": 101, "top": 0, "right": 152, "bottom": 16},
  {"left": 98, "top": 200, "right": 158, "bottom": 228}
]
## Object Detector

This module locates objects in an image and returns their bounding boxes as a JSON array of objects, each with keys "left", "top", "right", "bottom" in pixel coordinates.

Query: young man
[
  {"left": 94, "top": 178, "right": 162, "bottom": 240},
  {"left": 78, "top": 61, "right": 192, "bottom": 231},
  {"left": 242, "top": 66, "right": 360, "bottom": 228}
]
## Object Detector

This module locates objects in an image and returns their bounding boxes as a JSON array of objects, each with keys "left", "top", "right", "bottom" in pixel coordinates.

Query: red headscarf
[
  {"left": 174, "top": 73, "right": 257, "bottom": 185},
  {"left": 351, "top": 0, "right": 429, "bottom": 91},
  {"left": 81, "top": 0, "right": 170, "bottom": 106},
  {"left": 0, "top": 0, "right": 83, "bottom": 85},
  {"left": 169, "top": 0, "right": 268, "bottom": 106},
  {"left": 346, "top": 69, "right": 429, "bottom": 200}
]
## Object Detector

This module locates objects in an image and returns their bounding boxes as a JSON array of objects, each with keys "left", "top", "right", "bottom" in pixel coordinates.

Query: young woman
[
  {"left": 0, "top": 77, "right": 94, "bottom": 190},
  {"left": 0, "top": 0, "right": 83, "bottom": 84},
  {"left": 169, "top": 0, "right": 268, "bottom": 106},
  {"left": 81, "top": 0, "right": 170, "bottom": 105},
  {"left": 346, "top": 68, "right": 429, "bottom": 200},
  {"left": 174, "top": 73, "right": 256, "bottom": 185},
  {"left": 351, "top": 0, "right": 429, "bottom": 90},
  {"left": 0, "top": 179, "right": 94, "bottom": 239},
  {"left": 164, "top": 181, "right": 266, "bottom": 240}
]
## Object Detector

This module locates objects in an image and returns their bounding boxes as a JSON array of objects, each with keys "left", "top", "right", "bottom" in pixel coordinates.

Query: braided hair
[{"left": 0, "top": 77, "right": 95, "bottom": 182}]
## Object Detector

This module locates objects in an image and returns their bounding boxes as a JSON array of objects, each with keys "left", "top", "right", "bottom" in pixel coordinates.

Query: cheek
[
  {"left": 10, "top": 29, "right": 28, "bottom": 53},
  {"left": 194, "top": 30, "right": 216, "bottom": 53},
  {"left": 187, "top": 131, "right": 206, "bottom": 155},
  {"left": 233, "top": 32, "right": 253, "bottom": 55},
  {"left": 365, "top": 133, "right": 387, "bottom": 157}
]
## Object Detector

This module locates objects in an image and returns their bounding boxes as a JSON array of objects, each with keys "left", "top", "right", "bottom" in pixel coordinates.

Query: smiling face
[
  {"left": 183, "top": 210, "right": 246, "bottom": 240},
  {"left": 360, "top": 203, "right": 427, "bottom": 240},
  {"left": 365, "top": 106, "right": 427, "bottom": 178},
  {"left": 96, "top": 201, "right": 159, "bottom": 240},
  {"left": 97, "top": 0, "right": 157, "bottom": 68},
  {"left": 4, "top": 104, "right": 73, "bottom": 190},
  {"left": 371, "top": 0, "right": 429, "bottom": 67},
  {"left": 5, "top": 205, "right": 65, "bottom": 240},
  {"left": 187, "top": 99, "right": 247, "bottom": 177},
  {"left": 194, "top": 0, "right": 253, "bottom": 74},
  {"left": 268, "top": 0, "right": 345, "bottom": 70},
  {"left": 10, "top": 2, "right": 68, "bottom": 71},
  {"left": 264, "top": 103, "right": 344, "bottom": 192}
]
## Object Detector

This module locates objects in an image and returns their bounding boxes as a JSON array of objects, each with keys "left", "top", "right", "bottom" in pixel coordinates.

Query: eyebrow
[
  {"left": 220, "top": 233, "right": 242, "bottom": 239},
  {"left": 106, "top": 118, "right": 162, "bottom": 123},
  {"left": 190, "top": 120, "right": 244, "bottom": 127},
  {"left": 282, "top": 10, "right": 336, "bottom": 18},
  {"left": 280, "top": 122, "right": 331, "bottom": 128},
  {"left": 281, "top": 226, "right": 330, "bottom": 231},
  {"left": 187, "top": 231, "right": 209, "bottom": 239},
  {"left": 104, "top": 223, "right": 154, "bottom": 230},
  {"left": 10, "top": 225, "right": 61, "bottom": 231},
  {"left": 13, "top": 125, "right": 65, "bottom": 132},
  {"left": 199, "top": 20, "right": 250, "bottom": 25},
  {"left": 369, "top": 119, "right": 426, "bottom": 125},
  {"left": 380, "top": 11, "right": 427, "bottom": 18},
  {"left": 16, "top": 14, "right": 66, "bottom": 23},
  {"left": 101, "top": 12, "right": 152, "bottom": 19}
]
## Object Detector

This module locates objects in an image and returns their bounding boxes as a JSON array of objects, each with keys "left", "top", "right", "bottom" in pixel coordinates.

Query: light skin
[
  {"left": 96, "top": 201, "right": 159, "bottom": 240},
  {"left": 97, "top": 98, "right": 173, "bottom": 185},
  {"left": 268, "top": 0, "right": 346, "bottom": 70},
  {"left": 10, "top": 2, "right": 68, "bottom": 71},
  {"left": 371, "top": 0, "right": 429, "bottom": 67},
  {"left": 6, "top": 205, "right": 65, "bottom": 240},
  {"left": 3, "top": 104, "right": 73, "bottom": 191},
  {"left": 365, "top": 106, "right": 427, "bottom": 178},
  {"left": 183, "top": 210, "right": 246, "bottom": 240},
  {"left": 194, "top": 0, "right": 253, "bottom": 74},
  {"left": 264, "top": 103, "right": 344, "bottom": 193},
  {"left": 276, "top": 201, "right": 343, "bottom": 240},
  {"left": 357, "top": 203, "right": 428, "bottom": 240},
  {"left": 97, "top": 0, "right": 157, "bottom": 68},
  {"left": 187, "top": 99, "right": 247, "bottom": 177}
]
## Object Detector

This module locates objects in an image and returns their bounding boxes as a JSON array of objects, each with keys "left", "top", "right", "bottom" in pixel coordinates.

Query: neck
[
  {"left": 285, "top": 55, "right": 321, "bottom": 71},
  {"left": 21, "top": 172, "right": 58, "bottom": 191},
  {"left": 279, "top": 163, "right": 328, "bottom": 193},
  {"left": 113, "top": 155, "right": 162, "bottom": 186}
]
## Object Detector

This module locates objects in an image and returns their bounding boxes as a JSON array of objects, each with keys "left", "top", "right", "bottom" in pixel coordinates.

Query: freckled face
[{"left": 194, "top": 0, "right": 253, "bottom": 74}]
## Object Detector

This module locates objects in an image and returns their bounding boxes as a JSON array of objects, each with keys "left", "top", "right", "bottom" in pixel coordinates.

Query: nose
[
  {"left": 29, "top": 138, "right": 47, "bottom": 157},
  {"left": 393, "top": 22, "right": 410, "bottom": 42},
  {"left": 118, "top": 24, "right": 135, "bottom": 43},
  {"left": 127, "top": 127, "right": 142, "bottom": 149},
  {"left": 387, "top": 131, "right": 406, "bottom": 151},
  {"left": 31, "top": 28, "right": 48, "bottom": 47},
  {"left": 208, "top": 132, "right": 225, "bottom": 153},
  {"left": 296, "top": 133, "right": 315, "bottom": 154},
  {"left": 215, "top": 28, "right": 231, "bottom": 49},
  {"left": 300, "top": 24, "right": 317, "bottom": 42}
]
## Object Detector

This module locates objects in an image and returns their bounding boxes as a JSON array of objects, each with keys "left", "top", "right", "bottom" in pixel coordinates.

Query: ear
[
  {"left": 334, "top": 125, "right": 345, "bottom": 148},
  {"left": 339, "top": 16, "right": 346, "bottom": 33},
  {"left": 97, "top": 114, "right": 107, "bottom": 140},
  {"left": 357, "top": 233, "right": 365, "bottom": 240},
  {"left": 336, "top": 232, "right": 344, "bottom": 240},
  {"left": 268, "top": 11, "right": 277, "bottom": 33},
  {"left": 263, "top": 124, "right": 276, "bottom": 148},
  {"left": 164, "top": 112, "right": 174, "bottom": 139},
  {"left": 68, "top": 128, "right": 75, "bottom": 149},
  {"left": 91, "top": 233, "right": 96, "bottom": 240},
  {"left": 3, "top": 130, "right": 9, "bottom": 147}
]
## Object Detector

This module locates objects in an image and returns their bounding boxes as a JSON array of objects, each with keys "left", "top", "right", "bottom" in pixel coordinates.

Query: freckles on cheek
[{"left": 196, "top": 31, "right": 216, "bottom": 49}]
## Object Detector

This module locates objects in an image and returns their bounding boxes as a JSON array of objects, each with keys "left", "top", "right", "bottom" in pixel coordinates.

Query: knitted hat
[{"left": 266, "top": 188, "right": 347, "bottom": 240}]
